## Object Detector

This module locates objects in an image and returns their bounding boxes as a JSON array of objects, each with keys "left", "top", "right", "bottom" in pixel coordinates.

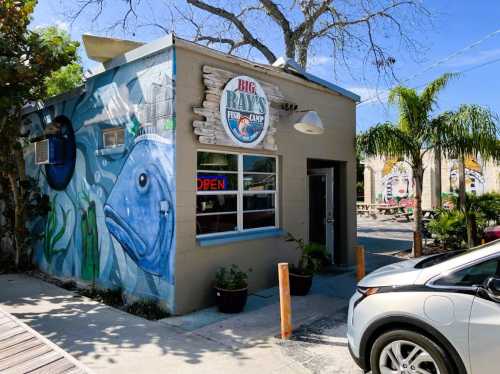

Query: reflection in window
[
  {"left": 197, "top": 214, "right": 238, "bottom": 235},
  {"left": 196, "top": 152, "right": 278, "bottom": 236},
  {"left": 435, "top": 259, "right": 500, "bottom": 287}
]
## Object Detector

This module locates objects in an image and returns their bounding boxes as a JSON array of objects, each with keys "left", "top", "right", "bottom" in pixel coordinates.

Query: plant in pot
[
  {"left": 214, "top": 264, "right": 251, "bottom": 313},
  {"left": 286, "top": 233, "right": 329, "bottom": 296}
]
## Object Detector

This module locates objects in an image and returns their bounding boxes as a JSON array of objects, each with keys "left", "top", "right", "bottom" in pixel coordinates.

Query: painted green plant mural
[
  {"left": 44, "top": 195, "right": 69, "bottom": 263},
  {"left": 80, "top": 189, "right": 99, "bottom": 282}
]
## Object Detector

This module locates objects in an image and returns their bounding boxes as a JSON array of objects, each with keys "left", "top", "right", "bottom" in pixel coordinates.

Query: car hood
[{"left": 358, "top": 257, "right": 424, "bottom": 287}]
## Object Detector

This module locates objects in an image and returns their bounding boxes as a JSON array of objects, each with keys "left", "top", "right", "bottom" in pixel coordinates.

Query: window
[
  {"left": 102, "top": 128, "right": 125, "bottom": 148},
  {"left": 435, "top": 258, "right": 500, "bottom": 287},
  {"left": 196, "top": 151, "right": 278, "bottom": 236}
]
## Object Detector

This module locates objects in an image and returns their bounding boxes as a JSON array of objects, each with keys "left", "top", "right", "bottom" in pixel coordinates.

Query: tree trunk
[
  {"left": 413, "top": 166, "right": 424, "bottom": 257},
  {"left": 466, "top": 213, "right": 478, "bottom": 249},
  {"left": 458, "top": 154, "right": 466, "bottom": 210},
  {"left": 435, "top": 147, "right": 442, "bottom": 208},
  {"left": 7, "top": 172, "right": 23, "bottom": 268}
]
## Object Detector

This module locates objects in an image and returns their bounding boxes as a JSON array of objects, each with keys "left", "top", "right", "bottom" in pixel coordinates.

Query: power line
[{"left": 357, "top": 27, "right": 500, "bottom": 106}]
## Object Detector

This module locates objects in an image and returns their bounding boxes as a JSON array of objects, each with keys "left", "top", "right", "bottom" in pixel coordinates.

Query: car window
[{"left": 435, "top": 258, "right": 500, "bottom": 287}]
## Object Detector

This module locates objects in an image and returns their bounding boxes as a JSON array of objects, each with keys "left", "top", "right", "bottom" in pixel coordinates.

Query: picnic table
[{"left": 357, "top": 202, "right": 413, "bottom": 221}]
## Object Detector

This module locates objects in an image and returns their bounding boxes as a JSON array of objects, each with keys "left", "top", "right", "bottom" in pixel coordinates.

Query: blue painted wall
[{"left": 24, "top": 47, "right": 177, "bottom": 312}]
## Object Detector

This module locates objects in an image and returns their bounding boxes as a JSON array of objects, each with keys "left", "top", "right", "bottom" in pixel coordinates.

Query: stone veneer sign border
[{"left": 193, "top": 65, "right": 286, "bottom": 151}]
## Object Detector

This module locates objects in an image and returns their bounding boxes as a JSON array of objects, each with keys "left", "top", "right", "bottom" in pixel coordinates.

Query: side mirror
[{"left": 482, "top": 277, "right": 500, "bottom": 302}]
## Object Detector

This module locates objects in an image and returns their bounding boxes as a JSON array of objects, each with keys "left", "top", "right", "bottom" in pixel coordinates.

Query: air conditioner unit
[{"left": 35, "top": 136, "right": 64, "bottom": 165}]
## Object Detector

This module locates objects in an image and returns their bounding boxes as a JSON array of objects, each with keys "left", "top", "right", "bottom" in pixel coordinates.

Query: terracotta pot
[
  {"left": 214, "top": 287, "right": 248, "bottom": 313},
  {"left": 289, "top": 272, "right": 313, "bottom": 296}
]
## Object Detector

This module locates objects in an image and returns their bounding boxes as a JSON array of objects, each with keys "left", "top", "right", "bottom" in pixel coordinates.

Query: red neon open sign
[{"left": 197, "top": 175, "right": 228, "bottom": 191}]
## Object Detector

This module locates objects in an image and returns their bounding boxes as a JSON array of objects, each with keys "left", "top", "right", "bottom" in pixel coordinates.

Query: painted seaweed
[
  {"left": 80, "top": 189, "right": 99, "bottom": 282},
  {"left": 43, "top": 195, "right": 69, "bottom": 263}
]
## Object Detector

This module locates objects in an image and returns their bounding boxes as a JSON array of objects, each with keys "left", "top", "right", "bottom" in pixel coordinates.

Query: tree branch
[{"left": 187, "top": 0, "right": 277, "bottom": 63}]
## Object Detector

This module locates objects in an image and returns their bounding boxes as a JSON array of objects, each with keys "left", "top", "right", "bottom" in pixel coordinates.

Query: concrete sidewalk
[{"left": 0, "top": 273, "right": 354, "bottom": 374}]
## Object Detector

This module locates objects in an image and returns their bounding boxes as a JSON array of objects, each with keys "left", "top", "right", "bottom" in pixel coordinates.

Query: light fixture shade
[{"left": 293, "top": 111, "right": 324, "bottom": 134}]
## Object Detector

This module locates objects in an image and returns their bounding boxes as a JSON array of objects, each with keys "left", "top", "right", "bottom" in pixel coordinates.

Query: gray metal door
[{"left": 308, "top": 168, "right": 335, "bottom": 264}]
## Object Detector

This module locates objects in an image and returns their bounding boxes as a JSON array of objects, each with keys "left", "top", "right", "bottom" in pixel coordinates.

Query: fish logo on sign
[{"left": 220, "top": 76, "right": 269, "bottom": 147}]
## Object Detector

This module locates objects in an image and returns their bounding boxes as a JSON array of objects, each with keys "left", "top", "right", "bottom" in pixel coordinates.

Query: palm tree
[
  {"left": 357, "top": 74, "right": 454, "bottom": 257},
  {"left": 441, "top": 105, "right": 499, "bottom": 210}
]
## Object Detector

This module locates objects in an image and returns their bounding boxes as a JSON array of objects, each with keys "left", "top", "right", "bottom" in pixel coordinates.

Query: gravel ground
[{"left": 278, "top": 307, "right": 362, "bottom": 374}]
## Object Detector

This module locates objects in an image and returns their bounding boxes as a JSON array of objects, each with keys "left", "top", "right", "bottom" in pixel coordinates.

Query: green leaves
[
  {"left": 45, "top": 62, "right": 84, "bottom": 98},
  {"left": 214, "top": 264, "right": 249, "bottom": 290},
  {"left": 441, "top": 104, "right": 499, "bottom": 161}
]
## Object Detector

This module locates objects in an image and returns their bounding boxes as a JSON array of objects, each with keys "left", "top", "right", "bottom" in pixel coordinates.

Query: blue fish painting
[{"left": 104, "top": 134, "right": 175, "bottom": 283}]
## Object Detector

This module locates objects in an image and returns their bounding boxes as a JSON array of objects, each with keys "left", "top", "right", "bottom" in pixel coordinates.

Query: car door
[
  {"left": 432, "top": 256, "right": 500, "bottom": 374},
  {"left": 468, "top": 259, "right": 500, "bottom": 374}
]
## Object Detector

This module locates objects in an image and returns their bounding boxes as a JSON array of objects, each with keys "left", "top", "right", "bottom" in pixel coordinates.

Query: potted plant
[
  {"left": 214, "top": 265, "right": 250, "bottom": 313},
  {"left": 286, "top": 233, "right": 329, "bottom": 296}
]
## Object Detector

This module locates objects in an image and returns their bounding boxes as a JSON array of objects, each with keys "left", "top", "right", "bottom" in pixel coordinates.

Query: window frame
[
  {"left": 196, "top": 149, "right": 279, "bottom": 238},
  {"left": 102, "top": 127, "right": 125, "bottom": 149},
  {"left": 428, "top": 253, "right": 500, "bottom": 291}
]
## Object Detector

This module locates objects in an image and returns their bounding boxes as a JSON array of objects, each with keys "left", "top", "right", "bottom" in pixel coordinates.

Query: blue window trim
[{"left": 197, "top": 228, "right": 284, "bottom": 247}]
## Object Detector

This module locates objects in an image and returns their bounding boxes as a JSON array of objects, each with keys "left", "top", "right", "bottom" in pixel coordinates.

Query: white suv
[{"left": 347, "top": 240, "right": 500, "bottom": 374}]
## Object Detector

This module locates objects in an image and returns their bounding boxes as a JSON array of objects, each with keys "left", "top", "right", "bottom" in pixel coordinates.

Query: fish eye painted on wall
[
  {"left": 220, "top": 76, "right": 270, "bottom": 147},
  {"left": 25, "top": 48, "right": 177, "bottom": 311}
]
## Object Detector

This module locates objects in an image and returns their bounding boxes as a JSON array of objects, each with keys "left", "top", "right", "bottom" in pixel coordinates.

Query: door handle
[{"left": 326, "top": 218, "right": 334, "bottom": 223}]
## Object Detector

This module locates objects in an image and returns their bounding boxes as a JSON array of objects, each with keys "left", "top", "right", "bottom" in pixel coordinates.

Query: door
[
  {"left": 308, "top": 168, "right": 334, "bottom": 263},
  {"left": 467, "top": 258, "right": 500, "bottom": 374}
]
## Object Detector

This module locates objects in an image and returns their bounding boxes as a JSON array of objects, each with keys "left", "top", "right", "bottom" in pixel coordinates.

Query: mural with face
[
  {"left": 382, "top": 159, "right": 412, "bottom": 202},
  {"left": 449, "top": 157, "right": 485, "bottom": 195}
]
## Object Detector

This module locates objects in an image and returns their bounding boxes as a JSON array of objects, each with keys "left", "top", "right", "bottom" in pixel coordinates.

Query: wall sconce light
[
  {"left": 280, "top": 103, "right": 324, "bottom": 135},
  {"left": 293, "top": 110, "right": 324, "bottom": 135}
]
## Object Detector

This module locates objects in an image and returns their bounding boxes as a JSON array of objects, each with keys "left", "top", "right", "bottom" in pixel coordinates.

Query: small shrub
[
  {"left": 79, "top": 287, "right": 124, "bottom": 308},
  {"left": 214, "top": 265, "right": 249, "bottom": 290},
  {"left": 427, "top": 209, "right": 466, "bottom": 250},
  {"left": 286, "top": 233, "right": 329, "bottom": 275},
  {"left": 125, "top": 299, "right": 170, "bottom": 320}
]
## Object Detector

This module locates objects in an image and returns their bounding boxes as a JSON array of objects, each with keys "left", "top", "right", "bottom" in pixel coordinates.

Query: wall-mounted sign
[
  {"left": 197, "top": 175, "right": 228, "bottom": 191},
  {"left": 220, "top": 76, "right": 269, "bottom": 148}
]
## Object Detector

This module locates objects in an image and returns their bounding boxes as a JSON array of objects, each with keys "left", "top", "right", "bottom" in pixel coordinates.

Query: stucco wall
[{"left": 174, "top": 43, "right": 357, "bottom": 314}]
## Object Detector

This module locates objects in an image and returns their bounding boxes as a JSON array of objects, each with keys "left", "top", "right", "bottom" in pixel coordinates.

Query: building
[
  {"left": 20, "top": 34, "right": 359, "bottom": 314},
  {"left": 363, "top": 153, "right": 499, "bottom": 209}
]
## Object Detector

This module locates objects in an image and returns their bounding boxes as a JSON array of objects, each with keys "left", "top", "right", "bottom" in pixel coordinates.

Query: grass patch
[{"left": 125, "top": 299, "right": 170, "bottom": 320}]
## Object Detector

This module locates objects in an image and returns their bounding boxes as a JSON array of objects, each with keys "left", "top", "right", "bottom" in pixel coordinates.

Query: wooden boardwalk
[{"left": 0, "top": 307, "right": 91, "bottom": 374}]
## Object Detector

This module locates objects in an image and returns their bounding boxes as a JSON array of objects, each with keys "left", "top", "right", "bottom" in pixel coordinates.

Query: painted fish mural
[{"left": 104, "top": 134, "right": 175, "bottom": 283}]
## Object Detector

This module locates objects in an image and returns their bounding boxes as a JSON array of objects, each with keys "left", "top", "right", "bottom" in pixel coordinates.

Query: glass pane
[
  {"left": 197, "top": 173, "right": 238, "bottom": 191},
  {"left": 116, "top": 129, "right": 125, "bottom": 145},
  {"left": 197, "top": 194, "right": 237, "bottom": 214},
  {"left": 243, "top": 155, "right": 276, "bottom": 173},
  {"left": 243, "top": 174, "right": 276, "bottom": 191},
  {"left": 197, "top": 214, "right": 237, "bottom": 235},
  {"left": 103, "top": 132, "right": 116, "bottom": 147},
  {"left": 243, "top": 194, "right": 275, "bottom": 211},
  {"left": 197, "top": 152, "right": 238, "bottom": 171},
  {"left": 243, "top": 211, "right": 275, "bottom": 229},
  {"left": 436, "top": 259, "right": 500, "bottom": 287}
]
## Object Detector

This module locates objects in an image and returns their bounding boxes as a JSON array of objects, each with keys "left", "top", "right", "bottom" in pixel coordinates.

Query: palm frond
[
  {"left": 357, "top": 122, "right": 416, "bottom": 160},
  {"left": 420, "top": 73, "right": 457, "bottom": 114},
  {"left": 441, "top": 104, "right": 499, "bottom": 160}
]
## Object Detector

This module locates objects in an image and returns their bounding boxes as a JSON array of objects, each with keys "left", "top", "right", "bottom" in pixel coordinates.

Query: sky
[{"left": 31, "top": 1, "right": 500, "bottom": 133}]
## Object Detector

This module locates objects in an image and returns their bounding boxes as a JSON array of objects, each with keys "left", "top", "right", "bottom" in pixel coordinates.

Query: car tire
[{"left": 370, "top": 329, "right": 451, "bottom": 374}]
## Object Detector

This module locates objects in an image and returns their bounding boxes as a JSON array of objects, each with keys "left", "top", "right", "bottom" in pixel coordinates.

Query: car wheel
[{"left": 370, "top": 329, "right": 451, "bottom": 374}]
